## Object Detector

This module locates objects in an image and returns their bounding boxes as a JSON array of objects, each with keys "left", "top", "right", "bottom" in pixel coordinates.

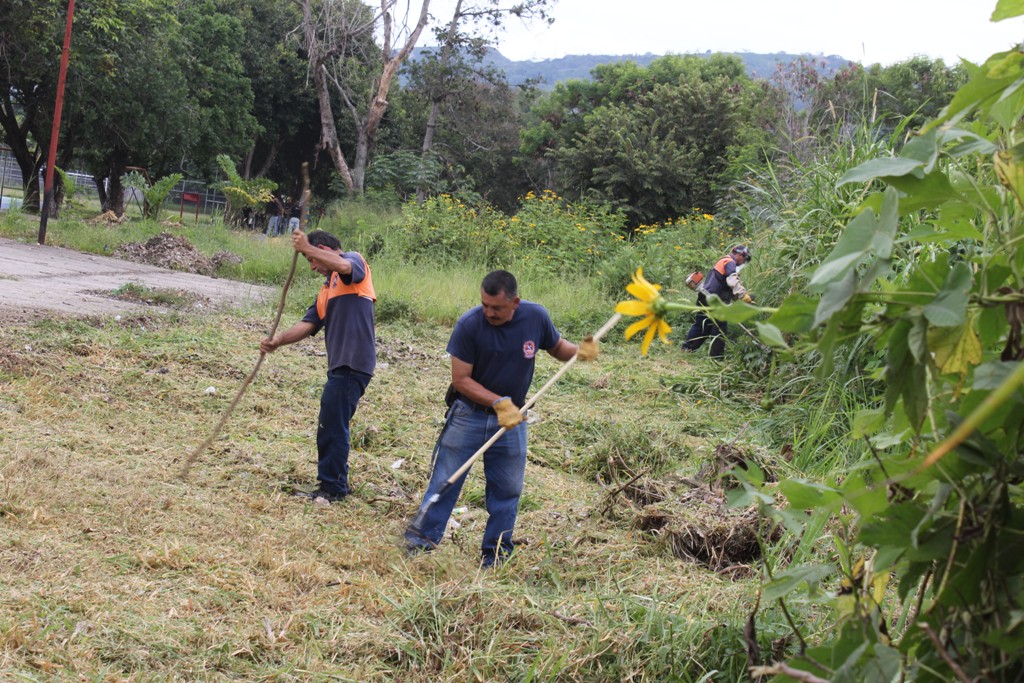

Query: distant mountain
[{"left": 409, "top": 48, "right": 854, "bottom": 88}]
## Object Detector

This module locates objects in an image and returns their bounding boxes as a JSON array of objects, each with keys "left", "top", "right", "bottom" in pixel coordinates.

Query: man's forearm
[{"left": 269, "top": 321, "right": 315, "bottom": 348}]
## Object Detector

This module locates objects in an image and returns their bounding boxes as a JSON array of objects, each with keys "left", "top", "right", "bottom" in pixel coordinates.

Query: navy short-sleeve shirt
[
  {"left": 447, "top": 300, "right": 560, "bottom": 407},
  {"left": 301, "top": 251, "right": 376, "bottom": 376}
]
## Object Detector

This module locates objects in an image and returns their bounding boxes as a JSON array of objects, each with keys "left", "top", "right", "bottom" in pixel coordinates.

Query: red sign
[{"left": 180, "top": 191, "right": 201, "bottom": 223}]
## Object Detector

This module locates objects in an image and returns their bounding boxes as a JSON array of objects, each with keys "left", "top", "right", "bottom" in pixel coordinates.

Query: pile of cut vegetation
[
  {"left": 605, "top": 443, "right": 782, "bottom": 578},
  {"left": 114, "top": 232, "right": 240, "bottom": 275},
  {"left": 93, "top": 210, "right": 129, "bottom": 225}
]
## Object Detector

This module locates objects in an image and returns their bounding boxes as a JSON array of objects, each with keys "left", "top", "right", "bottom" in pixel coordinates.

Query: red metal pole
[{"left": 38, "top": 0, "right": 77, "bottom": 245}]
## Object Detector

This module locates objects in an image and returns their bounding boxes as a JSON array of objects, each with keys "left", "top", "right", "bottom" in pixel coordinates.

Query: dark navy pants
[
  {"left": 317, "top": 367, "right": 371, "bottom": 495},
  {"left": 682, "top": 292, "right": 729, "bottom": 359}
]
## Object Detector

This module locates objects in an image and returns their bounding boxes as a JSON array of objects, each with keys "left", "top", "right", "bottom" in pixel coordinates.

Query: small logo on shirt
[{"left": 523, "top": 341, "right": 536, "bottom": 359}]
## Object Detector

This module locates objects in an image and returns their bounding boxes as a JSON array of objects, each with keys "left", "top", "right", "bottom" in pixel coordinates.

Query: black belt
[{"left": 457, "top": 397, "right": 496, "bottom": 414}]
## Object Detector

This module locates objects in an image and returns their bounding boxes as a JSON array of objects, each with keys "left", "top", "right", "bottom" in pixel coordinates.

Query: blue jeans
[
  {"left": 407, "top": 399, "right": 527, "bottom": 563},
  {"left": 317, "top": 367, "right": 371, "bottom": 495}
]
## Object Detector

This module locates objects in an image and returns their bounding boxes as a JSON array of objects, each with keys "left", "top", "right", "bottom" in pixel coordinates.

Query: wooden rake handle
[{"left": 178, "top": 164, "right": 310, "bottom": 480}]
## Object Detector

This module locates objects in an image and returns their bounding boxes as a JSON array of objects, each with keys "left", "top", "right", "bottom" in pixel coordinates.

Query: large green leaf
[
  {"left": 927, "top": 50, "right": 1024, "bottom": 129},
  {"left": 837, "top": 158, "right": 924, "bottom": 186},
  {"left": 859, "top": 501, "right": 925, "bottom": 547},
  {"left": 907, "top": 316, "right": 928, "bottom": 363},
  {"left": 900, "top": 221, "right": 985, "bottom": 244},
  {"left": 701, "top": 296, "right": 764, "bottom": 323},
  {"left": 974, "top": 360, "right": 1024, "bottom": 392},
  {"left": 779, "top": 479, "right": 843, "bottom": 509},
  {"left": 811, "top": 187, "right": 900, "bottom": 288},
  {"left": 989, "top": 75, "right": 1024, "bottom": 129},
  {"left": 767, "top": 293, "right": 818, "bottom": 333},
  {"left": 814, "top": 271, "right": 857, "bottom": 327},
  {"left": 842, "top": 473, "right": 889, "bottom": 520},
  {"left": 993, "top": 0, "right": 1024, "bottom": 20},
  {"left": 811, "top": 251, "right": 866, "bottom": 287},
  {"left": 942, "top": 128, "right": 999, "bottom": 158},
  {"left": 900, "top": 129, "right": 943, "bottom": 173},
  {"left": 928, "top": 317, "right": 983, "bottom": 377},
  {"left": 850, "top": 408, "right": 885, "bottom": 439},
  {"left": 761, "top": 563, "right": 835, "bottom": 601},
  {"left": 753, "top": 322, "right": 789, "bottom": 350},
  {"left": 884, "top": 319, "right": 929, "bottom": 428},
  {"left": 922, "top": 262, "right": 973, "bottom": 327},
  {"left": 883, "top": 171, "right": 957, "bottom": 212}
]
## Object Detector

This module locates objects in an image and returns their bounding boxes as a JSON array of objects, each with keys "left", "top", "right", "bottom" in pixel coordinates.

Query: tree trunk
[
  {"left": 352, "top": 127, "right": 370, "bottom": 193},
  {"left": 255, "top": 142, "right": 278, "bottom": 179},
  {"left": 242, "top": 145, "right": 254, "bottom": 180},
  {"left": 313, "top": 61, "right": 356, "bottom": 195},
  {"left": 51, "top": 177, "right": 65, "bottom": 218},
  {"left": 348, "top": 1, "right": 430, "bottom": 192},
  {"left": 416, "top": 98, "right": 442, "bottom": 204},
  {"left": 104, "top": 166, "right": 126, "bottom": 216},
  {"left": 0, "top": 92, "right": 42, "bottom": 212},
  {"left": 298, "top": 0, "right": 430, "bottom": 197},
  {"left": 415, "top": 0, "right": 460, "bottom": 203},
  {"left": 94, "top": 174, "right": 108, "bottom": 210}
]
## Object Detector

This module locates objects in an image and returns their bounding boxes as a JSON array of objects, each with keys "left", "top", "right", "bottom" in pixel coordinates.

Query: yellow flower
[{"left": 615, "top": 268, "right": 672, "bottom": 355}]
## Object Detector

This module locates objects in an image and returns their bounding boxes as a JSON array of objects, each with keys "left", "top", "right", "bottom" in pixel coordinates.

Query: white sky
[{"left": 427, "top": 0, "right": 1022, "bottom": 66}]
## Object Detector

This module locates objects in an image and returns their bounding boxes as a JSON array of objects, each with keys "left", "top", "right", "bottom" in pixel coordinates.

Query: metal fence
[{"left": 0, "top": 146, "right": 228, "bottom": 218}]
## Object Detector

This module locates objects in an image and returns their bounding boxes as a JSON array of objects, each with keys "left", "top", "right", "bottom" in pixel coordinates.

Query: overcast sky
[{"left": 428, "top": 0, "right": 1021, "bottom": 66}]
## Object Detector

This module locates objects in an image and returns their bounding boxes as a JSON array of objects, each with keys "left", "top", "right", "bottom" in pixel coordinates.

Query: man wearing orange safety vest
[
  {"left": 682, "top": 245, "right": 753, "bottom": 359},
  {"left": 260, "top": 229, "right": 376, "bottom": 503}
]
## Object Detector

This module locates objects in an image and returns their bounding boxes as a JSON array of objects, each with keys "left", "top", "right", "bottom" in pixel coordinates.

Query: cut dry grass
[{"left": 0, "top": 298, "right": 794, "bottom": 681}]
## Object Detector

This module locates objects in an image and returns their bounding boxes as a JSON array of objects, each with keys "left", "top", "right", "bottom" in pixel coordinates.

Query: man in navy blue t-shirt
[
  {"left": 260, "top": 229, "right": 376, "bottom": 503},
  {"left": 405, "top": 270, "right": 598, "bottom": 567}
]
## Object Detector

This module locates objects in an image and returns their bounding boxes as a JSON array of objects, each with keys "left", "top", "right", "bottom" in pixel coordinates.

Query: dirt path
[{"left": 0, "top": 237, "right": 273, "bottom": 318}]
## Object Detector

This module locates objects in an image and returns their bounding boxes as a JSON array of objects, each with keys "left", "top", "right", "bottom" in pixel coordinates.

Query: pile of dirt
[{"left": 113, "top": 233, "right": 240, "bottom": 276}]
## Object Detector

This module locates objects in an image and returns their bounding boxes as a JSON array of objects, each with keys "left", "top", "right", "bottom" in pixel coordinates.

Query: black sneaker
[{"left": 294, "top": 487, "right": 346, "bottom": 503}]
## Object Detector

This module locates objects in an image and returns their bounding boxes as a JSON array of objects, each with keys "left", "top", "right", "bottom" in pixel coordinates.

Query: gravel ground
[{"left": 0, "top": 237, "right": 272, "bottom": 319}]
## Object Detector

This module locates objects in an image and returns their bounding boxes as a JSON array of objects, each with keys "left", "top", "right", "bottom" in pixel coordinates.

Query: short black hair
[
  {"left": 306, "top": 230, "right": 341, "bottom": 250},
  {"left": 481, "top": 270, "right": 517, "bottom": 299}
]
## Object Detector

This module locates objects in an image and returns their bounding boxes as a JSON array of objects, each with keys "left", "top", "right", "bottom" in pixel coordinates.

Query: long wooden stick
[{"left": 178, "top": 164, "right": 311, "bottom": 479}]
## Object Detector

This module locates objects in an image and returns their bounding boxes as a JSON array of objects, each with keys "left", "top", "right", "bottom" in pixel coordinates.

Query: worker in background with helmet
[{"left": 681, "top": 244, "right": 753, "bottom": 359}]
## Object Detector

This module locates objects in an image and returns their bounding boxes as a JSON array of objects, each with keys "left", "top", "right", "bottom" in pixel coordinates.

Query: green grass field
[{"left": 0, "top": 209, "right": 793, "bottom": 681}]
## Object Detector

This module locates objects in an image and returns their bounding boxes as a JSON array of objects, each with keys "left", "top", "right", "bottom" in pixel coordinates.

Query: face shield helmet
[{"left": 731, "top": 245, "right": 751, "bottom": 262}]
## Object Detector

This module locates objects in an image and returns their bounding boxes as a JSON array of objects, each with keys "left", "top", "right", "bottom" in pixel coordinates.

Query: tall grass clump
[{"left": 719, "top": 118, "right": 913, "bottom": 469}]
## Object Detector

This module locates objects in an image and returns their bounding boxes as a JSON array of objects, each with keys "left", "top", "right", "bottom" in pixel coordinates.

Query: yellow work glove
[
  {"left": 577, "top": 335, "right": 599, "bottom": 361},
  {"left": 741, "top": 293, "right": 754, "bottom": 304},
  {"left": 492, "top": 397, "right": 524, "bottom": 430}
]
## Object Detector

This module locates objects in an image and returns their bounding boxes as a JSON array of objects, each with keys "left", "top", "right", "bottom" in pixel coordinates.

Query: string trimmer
[{"left": 405, "top": 312, "right": 623, "bottom": 542}]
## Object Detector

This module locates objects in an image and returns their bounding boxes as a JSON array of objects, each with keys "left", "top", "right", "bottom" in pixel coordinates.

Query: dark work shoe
[
  {"left": 405, "top": 544, "right": 433, "bottom": 559},
  {"left": 480, "top": 551, "right": 512, "bottom": 569},
  {"left": 294, "top": 487, "right": 347, "bottom": 503}
]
